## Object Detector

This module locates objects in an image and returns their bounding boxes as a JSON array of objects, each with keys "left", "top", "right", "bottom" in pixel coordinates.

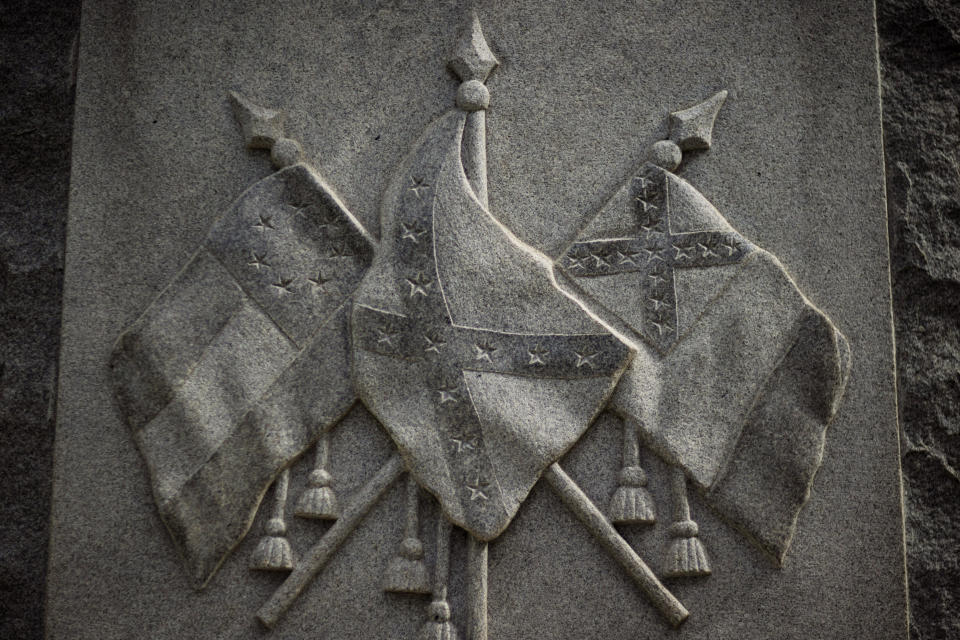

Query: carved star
[
  {"left": 720, "top": 241, "right": 737, "bottom": 256},
  {"left": 648, "top": 271, "right": 667, "bottom": 286},
  {"left": 644, "top": 246, "right": 666, "bottom": 263},
  {"left": 473, "top": 342, "right": 497, "bottom": 363},
  {"left": 423, "top": 333, "right": 446, "bottom": 354},
  {"left": 248, "top": 251, "right": 271, "bottom": 271},
  {"left": 673, "top": 244, "right": 693, "bottom": 260},
  {"left": 376, "top": 324, "right": 398, "bottom": 347},
  {"left": 634, "top": 175, "right": 653, "bottom": 198},
  {"left": 466, "top": 477, "right": 490, "bottom": 502},
  {"left": 272, "top": 276, "right": 295, "bottom": 296},
  {"left": 527, "top": 343, "right": 549, "bottom": 366},
  {"left": 316, "top": 208, "right": 339, "bottom": 230},
  {"left": 636, "top": 199, "right": 659, "bottom": 214},
  {"left": 400, "top": 221, "right": 427, "bottom": 244},
  {"left": 565, "top": 254, "right": 588, "bottom": 272},
  {"left": 575, "top": 350, "right": 598, "bottom": 369},
  {"left": 698, "top": 242, "right": 719, "bottom": 258},
  {"left": 450, "top": 433, "right": 477, "bottom": 454},
  {"left": 650, "top": 319, "right": 674, "bottom": 337},
  {"left": 590, "top": 250, "right": 611, "bottom": 269},
  {"left": 409, "top": 176, "right": 430, "bottom": 199},
  {"left": 329, "top": 238, "right": 354, "bottom": 258},
  {"left": 436, "top": 385, "right": 459, "bottom": 405},
  {"left": 253, "top": 213, "right": 275, "bottom": 230},
  {"left": 308, "top": 270, "right": 333, "bottom": 293},
  {"left": 406, "top": 272, "right": 433, "bottom": 298},
  {"left": 286, "top": 200, "right": 311, "bottom": 218},
  {"left": 616, "top": 250, "right": 642, "bottom": 266},
  {"left": 648, "top": 294, "right": 666, "bottom": 311},
  {"left": 639, "top": 222, "right": 661, "bottom": 236}
]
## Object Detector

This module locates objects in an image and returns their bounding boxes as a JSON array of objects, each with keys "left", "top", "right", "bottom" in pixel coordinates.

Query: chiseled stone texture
[
  {"left": 8, "top": 3, "right": 960, "bottom": 640},
  {"left": 47, "top": 1, "right": 903, "bottom": 639},
  {"left": 0, "top": 2, "right": 81, "bottom": 639},
  {"left": 878, "top": 1, "right": 960, "bottom": 638}
]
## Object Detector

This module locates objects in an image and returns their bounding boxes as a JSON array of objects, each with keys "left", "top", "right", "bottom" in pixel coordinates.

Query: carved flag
[
  {"left": 351, "top": 111, "right": 632, "bottom": 540},
  {"left": 556, "top": 161, "right": 851, "bottom": 563},
  {"left": 110, "top": 164, "right": 373, "bottom": 587}
]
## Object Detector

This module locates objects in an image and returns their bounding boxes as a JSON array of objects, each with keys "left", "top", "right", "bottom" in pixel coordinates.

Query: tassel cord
[
  {"left": 670, "top": 466, "right": 691, "bottom": 524},
  {"left": 622, "top": 418, "right": 640, "bottom": 468},
  {"left": 272, "top": 468, "right": 290, "bottom": 523},
  {"left": 405, "top": 473, "right": 420, "bottom": 539}
]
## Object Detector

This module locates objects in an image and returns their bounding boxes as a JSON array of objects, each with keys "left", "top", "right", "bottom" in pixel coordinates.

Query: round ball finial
[
  {"left": 648, "top": 139, "right": 682, "bottom": 171},
  {"left": 427, "top": 598, "right": 451, "bottom": 622},
  {"left": 399, "top": 537, "right": 424, "bottom": 559},
  {"left": 456, "top": 80, "right": 490, "bottom": 112},
  {"left": 271, "top": 137, "right": 303, "bottom": 169}
]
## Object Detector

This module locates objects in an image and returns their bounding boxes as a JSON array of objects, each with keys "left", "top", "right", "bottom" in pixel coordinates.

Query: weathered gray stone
[
  {"left": 0, "top": 2, "right": 81, "bottom": 639},
  {"left": 878, "top": 1, "right": 960, "bottom": 638},
  {"left": 46, "top": 2, "right": 906, "bottom": 639}
]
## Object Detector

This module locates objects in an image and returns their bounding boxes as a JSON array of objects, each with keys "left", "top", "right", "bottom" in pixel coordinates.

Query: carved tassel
[
  {"left": 416, "top": 517, "right": 459, "bottom": 640},
  {"left": 294, "top": 432, "right": 339, "bottom": 520},
  {"left": 608, "top": 418, "right": 656, "bottom": 525},
  {"left": 662, "top": 466, "right": 710, "bottom": 578},
  {"left": 384, "top": 474, "right": 431, "bottom": 594},
  {"left": 251, "top": 468, "right": 295, "bottom": 571}
]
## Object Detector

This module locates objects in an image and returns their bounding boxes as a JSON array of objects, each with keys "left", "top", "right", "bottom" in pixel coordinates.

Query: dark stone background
[
  {"left": 880, "top": 1, "right": 960, "bottom": 637},
  {"left": 0, "top": 1, "right": 956, "bottom": 637},
  {"left": 0, "top": 2, "right": 80, "bottom": 639}
]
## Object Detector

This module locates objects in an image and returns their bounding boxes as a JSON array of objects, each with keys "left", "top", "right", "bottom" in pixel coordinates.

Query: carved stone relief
[{"left": 108, "top": 13, "right": 851, "bottom": 637}]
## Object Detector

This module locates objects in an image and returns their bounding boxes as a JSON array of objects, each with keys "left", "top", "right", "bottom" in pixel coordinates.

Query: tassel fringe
[
  {"left": 250, "top": 518, "right": 295, "bottom": 571},
  {"left": 294, "top": 470, "right": 339, "bottom": 520},
  {"left": 662, "top": 520, "right": 711, "bottom": 578},
  {"left": 296, "top": 435, "right": 339, "bottom": 520},
  {"left": 608, "top": 466, "right": 656, "bottom": 525}
]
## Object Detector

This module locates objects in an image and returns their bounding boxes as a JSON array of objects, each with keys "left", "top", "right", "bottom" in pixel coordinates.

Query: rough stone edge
[{"left": 0, "top": 2, "right": 82, "bottom": 639}]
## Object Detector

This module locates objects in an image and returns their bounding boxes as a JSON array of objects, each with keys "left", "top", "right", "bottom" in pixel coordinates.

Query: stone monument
[{"left": 47, "top": 2, "right": 907, "bottom": 638}]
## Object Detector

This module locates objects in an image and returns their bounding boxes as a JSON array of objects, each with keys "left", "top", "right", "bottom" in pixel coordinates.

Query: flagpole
[
  {"left": 448, "top": 13, "right": 498, "bottom": 640},
  {"left": 257, "top": 454, "right": 405, "bottom": 628},
  {"left": 545, "top": 463, "right": 689, "bottom": 627}
]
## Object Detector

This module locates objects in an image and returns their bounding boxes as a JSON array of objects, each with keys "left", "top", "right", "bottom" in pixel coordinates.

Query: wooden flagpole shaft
[
  {"left": 544, "top": 463, "right": 689, "bottom": 628},
  {"left": 257, "top": 454, "right": 405, "bottom": 629}
]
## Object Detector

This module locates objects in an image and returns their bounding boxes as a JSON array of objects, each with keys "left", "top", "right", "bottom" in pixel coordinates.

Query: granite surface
[
  {"left": 8, "top": 0, "right": 957, "bottom": 638},
  {"left": 44, "top": 1, "right": 904, "bottom": 638}
]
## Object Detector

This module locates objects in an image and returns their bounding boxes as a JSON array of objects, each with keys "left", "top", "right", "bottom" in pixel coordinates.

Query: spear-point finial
[
  {"left": 230, "top": 90, "right": 285, "bottom": 149},
  {"left": 645, "top": 90, "right": 728, "bottom": 173},
  {"left": 447, "top": 12, "right": 499, "bottom": 84},
  {"left": 447, "top": 12, "right": 497, "bottom": 207},
  {"left": 229, "top": 90, "right": 304, "bottom": 169},
  {"left": 668, "top": 90, "right": 728, "bottom": 152}
]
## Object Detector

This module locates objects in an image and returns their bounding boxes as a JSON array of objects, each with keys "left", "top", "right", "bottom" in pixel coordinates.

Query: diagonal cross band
[
  {"left": 353, "top": 305, "right": 627, "bottom": 379},
  {"left": 558, "top": 163, "right": 755, "bottom": 351}
]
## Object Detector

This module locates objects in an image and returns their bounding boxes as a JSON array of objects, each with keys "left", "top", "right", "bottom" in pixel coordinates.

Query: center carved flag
[{"left": 351, "top": 111, "right": 632, "bottom": 540}]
